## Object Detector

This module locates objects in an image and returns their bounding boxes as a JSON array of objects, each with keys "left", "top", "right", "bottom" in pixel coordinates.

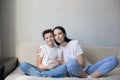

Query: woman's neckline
[{"left": 60, "top": 40, "right": 73, "bottom": 48}]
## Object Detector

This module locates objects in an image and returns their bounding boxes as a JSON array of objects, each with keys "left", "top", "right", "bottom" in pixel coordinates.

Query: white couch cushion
[{"left": 5, "top": 67, "right": 120, "bottom": 80}]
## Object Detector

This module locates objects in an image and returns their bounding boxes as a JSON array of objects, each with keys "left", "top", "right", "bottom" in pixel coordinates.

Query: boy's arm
[
  {"left": 36, "top": 57, "right": 51, "bottom": 70},
  {"left": 48, "top": 60, "right": 59, "bottom": 69},
  {"left": 36, "top": 45, "right": 49, "bottom": 70},
  {"left": 36, "top": 46, "right": 58, "bottom": 70},
  {"left": 36, "top": 46, "right": 49, "bottom": 70}
]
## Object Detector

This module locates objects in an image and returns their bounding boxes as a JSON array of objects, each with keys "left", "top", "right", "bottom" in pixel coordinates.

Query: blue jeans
[
  {"left": 66, "top": 56, "right": 119, "bottom": 77},
  {"left": 86, "top": 56, "right": 119, "bottom": 75},
  {"left": 66, "top": 59, "right": 83, "bottom": 77},
  {"left": 20, "top": 62, "right": 67, "bottom": 77}
]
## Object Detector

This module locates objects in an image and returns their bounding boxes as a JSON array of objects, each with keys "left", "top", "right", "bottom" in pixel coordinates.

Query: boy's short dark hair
[{"left": 42, "top": 29, "right": 53, "bottom": 40}]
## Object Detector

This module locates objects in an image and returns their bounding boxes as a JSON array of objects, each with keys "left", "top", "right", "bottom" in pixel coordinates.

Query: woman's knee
[
  {"left": 66, "top": 59, "right": 77, "bottom": 66},
  {"left": 66, "top": 59, "right": 81, "bottom": 69},
  {"left": 66, "top": 59, "right": 83, "bottom": 77},
  {"left": 110, "top": 56, "right": 119, "bottom": 66}
]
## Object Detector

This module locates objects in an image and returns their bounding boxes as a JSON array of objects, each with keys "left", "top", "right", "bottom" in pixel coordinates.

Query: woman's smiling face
[{"left": 53, "top": 29, "right": 66, "bottom": 44}]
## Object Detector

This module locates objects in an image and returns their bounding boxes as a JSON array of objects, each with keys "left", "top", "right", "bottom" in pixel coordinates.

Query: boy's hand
[
  {"left": 48, "top": 60, "right": 60, "bottom": 69},
  {"left": 53, "top": 60, "right": 60, "bottom": 66}
]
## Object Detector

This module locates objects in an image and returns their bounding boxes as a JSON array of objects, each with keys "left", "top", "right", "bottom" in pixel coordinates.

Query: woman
[
  {"left": 53, "top": 26, "right": 119, "bottom": 78},
  {"left": 20, "top": 29, "right": 67, "bottom": 77}
]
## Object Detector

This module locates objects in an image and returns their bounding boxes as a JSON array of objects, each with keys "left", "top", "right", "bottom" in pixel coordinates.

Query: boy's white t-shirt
[
  {"left": 37, "top": 44, "right": 62, "bottom": 67},
  {"left": 60, "top": 40, "right": 91, "bottom": 71}
]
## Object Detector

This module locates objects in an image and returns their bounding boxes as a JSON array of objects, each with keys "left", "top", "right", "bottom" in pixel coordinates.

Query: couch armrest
[
  {"left": 0, "top": 65, "right": 4, "bottom": 80},
  {"left": 0, "top": 57, "right": 18, "bottom": 80}
]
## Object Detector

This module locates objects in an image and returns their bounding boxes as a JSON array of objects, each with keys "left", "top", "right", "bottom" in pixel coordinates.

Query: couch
[{"left": 1, "top": 43, "right": 120, "bottom": 80}]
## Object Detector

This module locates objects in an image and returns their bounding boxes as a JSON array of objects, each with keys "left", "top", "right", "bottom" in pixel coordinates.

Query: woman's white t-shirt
[
  {"left": 37, "top": 44, "right": 62, "bottom": 67},
  {"left": 60, "top": 40, "right": 91, "bottom": 71}
]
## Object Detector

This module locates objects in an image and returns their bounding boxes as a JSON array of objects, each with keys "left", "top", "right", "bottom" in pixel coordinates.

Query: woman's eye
[{"left": 45, "top": 37, "right": 48, "bottom": 39}]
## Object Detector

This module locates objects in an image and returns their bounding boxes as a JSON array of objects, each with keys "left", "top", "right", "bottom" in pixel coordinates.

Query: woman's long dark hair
[{"left": 53, "top": 26, "right": 72, "bottom": 45}]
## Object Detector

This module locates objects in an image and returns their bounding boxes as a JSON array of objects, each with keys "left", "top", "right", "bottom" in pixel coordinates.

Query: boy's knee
[{"left": 20, "top": 62, "right": 29, "bottom": 71}]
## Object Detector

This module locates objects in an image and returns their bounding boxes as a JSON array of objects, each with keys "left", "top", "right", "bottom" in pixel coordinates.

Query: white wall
[
  {"left": 16, "top": 0, "right": 120, "bottom": 47},
  {"left": 0, "top": 1, "right": 1, "bottom": 59},
  {"left": 1, "top": 0, "right": 16, "bottom": 58},
  {"left": 1, "top": 0, "right": 120, "bottom": 58},
  {"left": 0, "top": 40, "right": 1, "bottom": 59}
]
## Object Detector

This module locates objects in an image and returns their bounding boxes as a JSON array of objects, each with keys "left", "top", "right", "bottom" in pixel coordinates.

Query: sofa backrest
[
  {"left": 17, "top": 43, "right": 120, "bottom": 66},
  {"left": 82, "top": 47, "right": 120, "bottom": 64},
  {"left": 17, "top": 43, "right": 37, "bottom": 65}
]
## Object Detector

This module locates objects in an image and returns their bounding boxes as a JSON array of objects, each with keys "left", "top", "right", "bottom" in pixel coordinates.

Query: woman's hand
[
  {"left": 57, "top": 57, "right": 66, "bottom": 65},
  {"left": 77, "top": 54, "right": 85, "bottom": 68},
  {"left": 36, "top": 45, "right": 41, "bottom": 53}
]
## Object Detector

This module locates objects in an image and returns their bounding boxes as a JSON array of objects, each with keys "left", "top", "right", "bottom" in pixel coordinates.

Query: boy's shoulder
[{"left": 39, "top": 44, "right": 47, "bottom": 48}]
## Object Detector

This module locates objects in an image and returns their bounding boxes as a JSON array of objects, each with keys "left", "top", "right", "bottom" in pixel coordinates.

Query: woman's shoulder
[{"left": 69, "top": 40, "right": 79, "bottom": 44}]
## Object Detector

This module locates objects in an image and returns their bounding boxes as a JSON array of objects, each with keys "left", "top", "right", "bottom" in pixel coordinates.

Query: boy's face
[{"left": 44, "top": 32, "right": 55, "bottom": 46}]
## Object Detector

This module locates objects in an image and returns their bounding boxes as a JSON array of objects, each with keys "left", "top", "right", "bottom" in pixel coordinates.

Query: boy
[
  {"left": 36, "top": 29, "right": 63, "bottom": 70},
  {"left": 20, "top": 29, "right": 67, "bottom": 77}
]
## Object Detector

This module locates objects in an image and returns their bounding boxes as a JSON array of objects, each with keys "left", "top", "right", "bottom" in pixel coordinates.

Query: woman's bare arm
[{"left": 77, "top": 54, "right": 85, "bottom": 68}]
